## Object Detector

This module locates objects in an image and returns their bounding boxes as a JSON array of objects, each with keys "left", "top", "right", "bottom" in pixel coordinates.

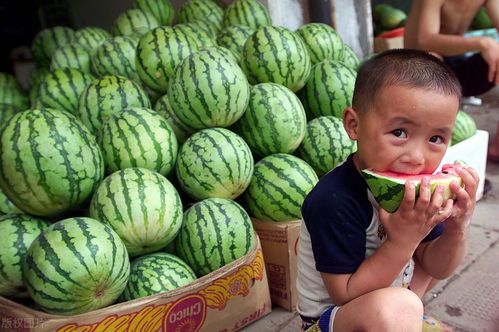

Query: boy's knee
[{"left": 376, "top": 287, "right": 423, "bottom": 326}]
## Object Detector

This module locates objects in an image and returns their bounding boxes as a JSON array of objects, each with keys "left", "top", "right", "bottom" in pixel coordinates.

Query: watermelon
[
  {"left": 0, "top": 108, "right": 104, "bottom": 217},
  {"left": 0, "top": 73, "right": 21, "bottom": 90},
  {"left": 28, "top": 67, "right": 50, "bottom": 88},
  {"left": 132, "top": 0, "right": 175, "bottom": 26},
  {"left": 0, "top": 85, "right": 28, "bottom": 109},
  {"left": 178, "top": 0, "right": 224, "bottom": 29},
  {"left": 91, "top": 36, "right": 140, "bottom": 82},
  {"left": 50, "top": 43, "right": 92, "bottom": 73},
  {"left": 241, "top": 26, "right": 311, "bottom": 92},
  {"left": 167, "top": 48, "right": 250, "bottom": 130},
  {"left": 362, "top": 164, "right": 463, "bottom": 213},
  {"left": 39, "top": 68, "right": 95, "bottom": 114},
  {"left": 111, "top": 8, "right": 160, "bottom": 37},
  {"left": 98, "top": 107, "right": 178, "bottom": 176},
  {"left": 187, "top": 20, "right": 221, "bottom": 39},
  {"left": 342, "top": 44, "right": 360, "bottom": 70},
  {"left": 23, "top": 217, "right": 130, "bottom": 315},
  {"left": 0, "top": 103, "right": 21, "bottom": 129},
  {"left": 222, "top": 0, "right": 271, "bottom": 29},
  {"left": 31, "top": 26, "right": 76, "bottom": 68},
  {"left": 175, "top": 128, "right": 254, "bottom": 200},
  {"left": 121, "top": 252, "right": 196, "bottom": 301},
  {"left": 89, "top": 167, "right": 183, "bottom": 257},
  {"left": 0, "top": 188, "right": 23, "bottom": 214},
  {"left": 244, "top": 153, "right": 319, "bottom": 221},
  {"left": 0, "top": 214, "right": 50, "bottom": 299},
  {"left": 216, "top": 25, "right": 255, "bottom": 62},
  {"left": 176, "top": 198, "right": 255, "bottom": 276},
  {"left": 451, "top": 110, "right": 477, "bottom": 145},
  {"left": 232, "top": 82, "right": 307, "bottom": 157},
  {"left": 74, "top": 27, "right": 111, "bottom": 53},
  {"left": 135, "top": 26, "right": 200, "bottom": 93},
  {"left": 296, "top": 23, "right": 345, "bottom": 64},
  {"left": 28, "top": 84, "right": 43, "bottom": 108},
  {"left": 77, "top": 75, "right": 151, "bottom": 134},
  {"left": 173, "top": 23, "right": 217, "bottom": 48},
  {"left": 299, "top": 60, "right": 356, "bottom": 119},
  {"left": 154, "top": 94, "right": 196, "bottom": 143},
  {"left": 297, "top": 116, "right": 357, "bottom": 177}
]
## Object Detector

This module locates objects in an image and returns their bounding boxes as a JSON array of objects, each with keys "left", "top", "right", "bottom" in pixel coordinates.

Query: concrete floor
[{"left": 241, "top": 101, "right": 499, "bottom": 332}]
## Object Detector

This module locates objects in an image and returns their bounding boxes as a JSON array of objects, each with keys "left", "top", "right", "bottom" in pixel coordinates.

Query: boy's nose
[{"left": 401, "top": 148, "right": 425, "bottom": 167}]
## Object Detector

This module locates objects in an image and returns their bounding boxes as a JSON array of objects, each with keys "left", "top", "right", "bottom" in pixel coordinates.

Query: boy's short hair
[{"left": 353, "top": 49, "right": 462, "bottom": 112}]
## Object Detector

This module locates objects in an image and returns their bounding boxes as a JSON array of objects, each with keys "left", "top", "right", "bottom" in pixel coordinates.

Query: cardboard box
[
  {"left": 0, "top": 237, "right": 271, "bottom": 332},
  {"left": 439, "top": 129, "right": 489, "bottom": 201},
  {"left": 251, "top": 218, "right": 301, "bottom": 311}
]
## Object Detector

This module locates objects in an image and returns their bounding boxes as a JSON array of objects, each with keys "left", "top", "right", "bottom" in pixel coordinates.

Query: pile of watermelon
[{"left": 0, "top": 0, "right": 368, "bottom": 316}]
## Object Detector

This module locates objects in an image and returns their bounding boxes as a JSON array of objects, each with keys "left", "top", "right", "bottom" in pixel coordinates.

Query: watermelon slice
[{"left": 362, "top": 164, "right": 463, "bottom": 213}]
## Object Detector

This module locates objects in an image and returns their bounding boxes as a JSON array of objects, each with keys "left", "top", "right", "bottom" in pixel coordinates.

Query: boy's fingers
[
  {"left": 415, "top": 176, "right": 431, "bottom": 210},
  {"left": 457, "top": 167, "right": 478, "bottom": 196},
  {"left": 437, "top": 199, "right": 453, "bottom": 221},
  {"left": 429, "top": 184, "right": 444, "bottom": 214},
  {"left": 400, "top": 180, "right": 416, "bottom": 210}
]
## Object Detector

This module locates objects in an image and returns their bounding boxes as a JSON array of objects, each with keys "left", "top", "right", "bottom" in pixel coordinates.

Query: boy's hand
[
  {"left": 444, "top": 166, "right": 479, "bottom": 232},
  {"left": 378, "top": 176, "right": 453, "bottom": 250}
]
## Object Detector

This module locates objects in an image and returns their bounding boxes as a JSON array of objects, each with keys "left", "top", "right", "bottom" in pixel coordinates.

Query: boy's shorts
[{"left": 300, "top": 306, "right": 341, "bottom": 332}]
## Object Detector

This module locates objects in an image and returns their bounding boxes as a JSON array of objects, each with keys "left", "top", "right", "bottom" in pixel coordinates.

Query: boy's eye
[
  {"left": 392, "top": 129, "right": 407, "bottom": 138},
  {"left": 429, "top": 135, "right": 444, "bottom": 144}
]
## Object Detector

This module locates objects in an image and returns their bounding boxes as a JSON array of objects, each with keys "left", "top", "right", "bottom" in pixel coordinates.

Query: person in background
[
  {"left": 404, "top": 0, "right": 499, "bottom": 163},
  {"left": 296, "top": 49, "right": 479, "bottom": 332}
]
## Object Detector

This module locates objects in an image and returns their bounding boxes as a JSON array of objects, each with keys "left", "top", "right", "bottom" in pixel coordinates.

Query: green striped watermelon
[
  {"left": 0, "top": 103, "right": 21, "bottom": 129},
  {"left": 98, "top": 107, "right": 178, "bottom": 176},
  {"left": 178, "top": 0, "right": 224, "bottom": 29},
  {"left": 176, "top": 198, "right": 255, "bottom": 276},
  {"left": 232, "top": 82, "right": 306, "bottom": 157},
  {"left": 451, "top": 110, "right": 477, "bottom": 145},
  {"left": 216, "top": 25, "right": 255, "bottom": 62},
  {"left": 296, "top": 23, "right": 345, "bottom": 64},
  {"left": 121, "top": 252, "right": 196, "bottom": 301},
  {"left": 244, "top": 153, "right": 318, "bottom": 221},
  {"left": 0, "top": 73, "right": 22, "bottom": 90},
  {"left": 31, "top": 26, "right": 76, "bottom": 68},
  {"left": 187, "top": 20, "right": 221, "bottom": 39},
  {"left": 28, "top": 67, "right": 50, "bottom": 88},
  {"left": 111, "top": 8, "right": 160, "bottom": 37},
  {"left": 0, "top": 214, "right": 50, "bottom": 298},
  {"left": 297, "top": 116, "right": 356, "bottom": 177},
  {"left": 89, "top": 167, "right": 183, "bottom": 257},
  {"left": 341, "top": 44, "right": 360, "bottom": 70},
  {"left": 77, "top": 75, "right": 151, "bottom": 134},
  {"left": 91, "top": 36, "right": 140, "bottom": 82},
  {"left": 23, "top": 217, "right": 130, "bottom": 315},
  {"left": 176, "top": 128, "right": 254, "bottom": 201},
  {"left": 135, "top": 26, "right": 200, "bottom": 93},
  {"left": 167, "top": 48, "right": 249, "bottom": 130},
  {"left": 74, "top": 27, "right": 111, "bottom": 53},
  {"left": 0, "top": 187, "right": 23, "bottom": 214},
  {"left": 299, "top": 60, "right": 356, "bottom": 119},
  {"left": 50, "top": 43, "right": 92, "bottom": 73},
  {"left": 0, "top": 108, "right": 104, "bottom": 217},
  {"left": 222, "top": 0, "right": 271, "bottom": 29},
  {"left": 0, "top": 85, "right": 28, "bottom": 109},
  {"left": 173, "top": 23, "right": 217, "bottom": 48},
  {"left": 241, "top": 26, "right": 311, "bottom": 92},
  {"left": 39, "top": 68, "right": 95, "bottom": 115},
  {"left": 132, "top": 0, "right": 175, "bottom": 26},
  {"left": 154, "top": 94, "right": 196, "bottom": 143},
  {"left": 28, "top": 83, "right": 43, "bottom": 108}
]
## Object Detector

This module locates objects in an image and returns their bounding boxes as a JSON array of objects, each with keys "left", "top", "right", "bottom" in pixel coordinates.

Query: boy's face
[{"left": 345, "top": 85, "right": 459, "bottom": 174}]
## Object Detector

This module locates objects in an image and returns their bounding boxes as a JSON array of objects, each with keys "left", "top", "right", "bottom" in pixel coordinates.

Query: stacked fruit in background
[
  {"left": 0, "top": 0, "right": 377, "bottom": 316},
  {"left": 372, "top": 3, "right": 407, "bottom": 37}
]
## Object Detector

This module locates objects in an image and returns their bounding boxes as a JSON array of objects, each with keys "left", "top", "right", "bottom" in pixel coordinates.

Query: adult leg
[
  {"left": 488, "top": 122, "right": 499, "bottom": 162},
  {"left": 332, "top": 287, "right": 423, "bottom": 332}
]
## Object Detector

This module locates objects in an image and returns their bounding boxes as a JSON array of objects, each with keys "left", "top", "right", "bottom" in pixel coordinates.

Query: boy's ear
[{"left": 343, "top": 107, "right": 359, "bottom": 140}]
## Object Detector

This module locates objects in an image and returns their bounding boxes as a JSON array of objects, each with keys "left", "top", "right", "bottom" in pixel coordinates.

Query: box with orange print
[
  {"left": 251, "top": 218, "right": 301, "bottom": 311},
  {"left": 0, "top": 236, "right": 271, "bottom": 332}
]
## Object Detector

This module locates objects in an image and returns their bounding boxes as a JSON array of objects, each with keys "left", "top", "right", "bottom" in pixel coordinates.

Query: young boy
[
  {"left": 404, "top": 0, "right": 499, "bottom": 161},
  {"left": 296, "top": 49, "right": 479, "bottom": 332}
]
